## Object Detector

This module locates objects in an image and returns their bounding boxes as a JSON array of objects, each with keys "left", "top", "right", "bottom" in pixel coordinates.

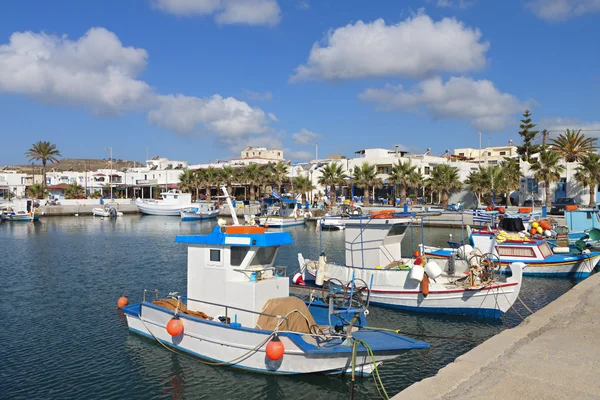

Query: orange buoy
[
  {"left": 414, "top": 257, "right": 423, "bottom": 266},
  {"left": 530, "top": 228, "right": 537, "bottom": 236},
  {"left": 421, "top": 274, "right": 430, "bottom": 297},
  {"left": 266, "top": 334, "right": 285, "bottom": 360},
  {"left": 166, "top": 317, "right": 184, "bottom": 336},
  {"left": 264, "top": 224, "right": 269, "bottom": 229},
  {"left": 117, "top": 295, "right": 128, "bottom": 309},
  {"left": 496, "top": 206, "right": 505, "bottom": 214},
  {"left": 413, "top": 249, "right": 421, "bottom": 257}
]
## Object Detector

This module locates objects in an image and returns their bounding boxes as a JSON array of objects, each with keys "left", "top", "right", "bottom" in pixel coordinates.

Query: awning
[{"left": 93, "top": 173, "right": 106, "bottom": 177}]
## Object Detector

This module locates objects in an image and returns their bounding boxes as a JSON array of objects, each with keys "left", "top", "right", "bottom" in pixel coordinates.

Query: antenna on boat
[{"left": 221, "top": 185, "right": 240, "bottom": 226}]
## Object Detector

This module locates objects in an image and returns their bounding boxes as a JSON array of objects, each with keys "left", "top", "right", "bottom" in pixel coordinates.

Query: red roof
[
  {"left": 46, "top": 183, "right": 69, "bottom": 190},
  {"left": 93, "top": 173, "right": 106, "bottom": 177}
]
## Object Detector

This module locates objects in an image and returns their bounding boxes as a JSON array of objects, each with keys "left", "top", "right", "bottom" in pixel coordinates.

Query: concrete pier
[{"left": 393, "top": 273, "right": 600, "bottom": 400}]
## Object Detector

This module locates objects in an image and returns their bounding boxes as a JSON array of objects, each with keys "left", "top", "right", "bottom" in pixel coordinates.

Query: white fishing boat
[
  {"left": 258, "top": 196, "right": 305, "bottom": 227},
  {"left": 92, "top": 204, "right": 123, "bottom": 218},
  {"left": 135, "top": 190, "right": 194, "bottom": 216},
  {"left": 300, "top": 218, "right": 524, "bottom": 318},
  {"left": 2, "top": 199, "right": 42, "bottom": 222},
  {"left": 180, "top": 203, "right": 219, "bottom": 221},
  {"left": 121, "top": 187, "right": 428, "bottom": 375}
]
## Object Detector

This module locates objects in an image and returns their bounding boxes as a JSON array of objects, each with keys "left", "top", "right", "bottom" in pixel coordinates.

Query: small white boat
[
  {"left": 258, "top": 196, "right": 305, "bottom": 228},
  {"left": 121, "top": 187, "right": 428, "bottom": 375},
  {"left": 300, "top": 218, "right": 524, "bottom": 318},
  {"left": 135, "top": 190, "right": 194, "bottom": 216},
  {"left": 92, "top": 204, "right": 123, "bottom": 218},
  {"left": 6, "top": 210, "right": 35, "bottom": 222},
  {"left": 180, "top": 203, "right": 219, "bottom": 221},
  {"left": 2, "top": 200, "right": 43, "bottom": 222}
]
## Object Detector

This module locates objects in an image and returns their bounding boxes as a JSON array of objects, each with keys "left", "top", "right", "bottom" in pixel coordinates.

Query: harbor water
[{"left": 0, "top": 217, "right": 584, "bottom": 399}]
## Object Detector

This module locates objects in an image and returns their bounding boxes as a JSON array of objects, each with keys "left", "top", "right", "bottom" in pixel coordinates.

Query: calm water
[{"left": 0, "top": 217, "right": 583, "bottom": 400}]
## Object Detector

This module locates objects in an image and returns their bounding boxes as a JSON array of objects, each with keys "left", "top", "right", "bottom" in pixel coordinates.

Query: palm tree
[
  {"left": 529, "top": 149, "right": 565, "bottom": 207},
  {"left": 548, "top": 129, "right": 597, "bottom": 162},
  {"left": 203, "top": 167, "right": 219, "bottom": 202},
  {"left": 317, "top": 162, "right": 344, "bottom": 205},
  {"left": 388, "top": 160, "right": 417, "bottom": 206},
  {"left": 574, "top": 153, "right": 600, "bottom": 207},
  {"left": 64, "top": 182, "right": 85, "bottom": 199},
  {"left": 498, "top": 157, "right": 522, "bottom": 206},
  {"left": 427, "top": 164, "right": 462, "bottom": 208},
  {"left": 407, "top": 171, "right": 423, "bottom": 202},
  {"left": 221, "top": 165, "right": 238, "bottom": 197},
  {"left": 352, "top": 163, "right": 382, "bottom": 207},
  {"left": 465, "top": 169, "right": 487, "bottom": 205},
  {"left": 291, "top": 175, "right": 315, "bottom": 203},
  {"left": 243, "top": 163, "right": 262, "bottom": 201},
  {"left": 27, "top": 183, "right": 47, "bottom": 199},
  {"left": 259, "top": 164, "right": 275, "bottom": 197},
  {"left": 178, "top": 169, "right": 196, "bottom": 195},
  {"left": 25, "top": 141, "right": 61, "bottom": 193},
  {"left": 271, "top": 161, "right": 289, "bottom": 193}
]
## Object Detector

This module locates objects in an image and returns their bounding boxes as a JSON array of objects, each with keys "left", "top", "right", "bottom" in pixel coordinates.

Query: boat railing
[
  {"left": 142, "top": 289, "right": 291, "bottom": 330},
  {"left": 232, "top": 265, "right": 287, "bottom": 280}
]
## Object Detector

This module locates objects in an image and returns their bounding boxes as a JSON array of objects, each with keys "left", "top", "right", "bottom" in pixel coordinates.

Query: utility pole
[
  {"left": 542, "top": 129, "right": 548, "bottom": 147},
  {"left": 105, "top": 147, "right": 113, "bottom": 200},
  {"left": 315, "top": 143, "right": 318, "bottom": 161}
]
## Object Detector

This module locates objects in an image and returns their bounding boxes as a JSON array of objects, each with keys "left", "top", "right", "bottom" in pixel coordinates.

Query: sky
[{"left": 1, "top": 0, "right": 599, "bottom": 166}]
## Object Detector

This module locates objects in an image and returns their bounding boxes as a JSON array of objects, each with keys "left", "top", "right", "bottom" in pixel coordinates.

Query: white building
[{"left": 454, "top": 143, "right": 518, "bottom": 164}]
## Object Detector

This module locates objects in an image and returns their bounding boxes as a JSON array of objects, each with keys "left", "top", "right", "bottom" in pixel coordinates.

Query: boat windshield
[{"left": 250, "top": 246, "right": 278, "bottom": 266}]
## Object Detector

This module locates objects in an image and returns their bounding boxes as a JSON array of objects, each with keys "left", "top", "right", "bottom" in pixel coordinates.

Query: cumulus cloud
[
  {"left": 286, "top": 150, "right": 313, "bottom": 161},
  {"left": 0, "top": 27, "right": 152, "bottom": 114},
  {"left": 436, "top": 0, "right": 474, "bottom": 8},
  {"left": 359, "top": 76, "right": 523, "bottom": 131},
  {"left": 153, "top": 0, "right": 281, "bottom": 26},
  {"left": 541, "top": 117, "right": 600, "bottom": 136},
  {"left": 0, "top": 28, "right": 276, "bottom": 147},
  {"left": 243, "top": 89, "right": 273, "bottom": 101},
  {"left": 292, "top": 128, "right": 319, "bottom": 145},
  {"left": 291, "top": 12, "right": 488, "bottom": 81},
  {"left": 526, "top": 0, "right": 600, "bottom": 21}
]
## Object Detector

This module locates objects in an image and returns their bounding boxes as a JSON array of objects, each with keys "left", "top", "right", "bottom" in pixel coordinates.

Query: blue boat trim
[
  {"left": 369, "top": 301, "right": 503, "bottom": 318},
  {"left": 175, "top": 226, "right": 294, "bottom": 246}
]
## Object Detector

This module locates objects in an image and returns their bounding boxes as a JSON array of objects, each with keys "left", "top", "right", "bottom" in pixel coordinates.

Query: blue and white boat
[
  {"left": 180, "top": 202, "right": 219, "bottom": 221},
  {"left": 564, "top": 208, "right": 600, "bottom": 241},
  {"left": 122, "top": 188, "right": 428, "bottom": 375},
  {"left": 424, "top": 226, "right": 600, "bottom": 278},
  {"left": 258, "top": 195, "right": 305, "bottom": 228}
]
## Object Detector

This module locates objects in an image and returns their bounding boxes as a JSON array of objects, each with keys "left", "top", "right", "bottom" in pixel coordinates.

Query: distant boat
[
  {"left": 258, "top": 196, "right": 306, "bottom": 228},
  {"left": 135, "top": 190, "right": 194, "bottom": 216},
  {"left": 180, "top": 203, "right": 219, "bottom": 221},
  {"left": 92, "top": 204, "right": 123, "bottom": 218}
]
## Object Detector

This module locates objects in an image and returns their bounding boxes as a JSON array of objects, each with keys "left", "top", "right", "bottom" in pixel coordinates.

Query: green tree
[
  {"left": 27, "top": 183, "right": 47, "bottom": 199},
  {"left": 574, "top": 153, "right": 600, "bottom": 207},
  {"left": 516, "top": 110, "right": 541, "bottom": 162},
  {"left": 271, "top": 161, "right": 289, "bottom": 193},
  {"left": 25, "top": 141, "right": 61, "bottom": 193},
  {"left": 407, "top": 171, "right": 423, "bottom": 202},
  {"left": 291, "top": 175, "right": 315, "bottom": 203},
  {"left": 465, "top": 169, "right": 487, "bottom": 205},
  {"left": 548, "top": 129, "right": 597, "bottom": 162},
  {"left": 64, "top": 182, "right": 85, "bottom": 199},
  {"left": 529, "top": 149, "right": 565, "bottom": 207},
  {"left": 352, "top": 162, "right": 382, "bottom": 207},
  {"left": 388, "top": 159, "right": 417, "bottom": 206},
  {"left": 220, "top": 165, "right": 238, "bottom": 197},
  {"left": 243, "top": 163, "right": 262, "bottom": 201},
  {"left": 178, "top": 169, "right": 196, "bottom": 195},
  {"left": 498, "top": 157, "right": 522, "bottom": 205},
  {"left": 427, "top": 164, "right": 462, "bottom": 208},
  {"left": 317, "top": 162, "right": 344, "bottom": 205},
  {"left": 203, "top": 167, "right": 219, "bottom": 202}
]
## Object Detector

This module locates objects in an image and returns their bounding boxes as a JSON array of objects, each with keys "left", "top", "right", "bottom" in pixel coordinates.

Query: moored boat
[
  {"left": 135, "top": 190, "right": 194, "bottom": 216},
  {"left": 92, "top": 204, "right": 123, "bottom": 218},
  {"left": 180, "top": 202, "right": 219, "bottom": 221},
  {"left": 258, "top": 196, "right": 305, "bottom": 227}
]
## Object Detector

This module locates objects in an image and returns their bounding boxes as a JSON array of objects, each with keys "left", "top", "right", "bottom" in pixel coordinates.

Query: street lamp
[{"left": 105, "top": 147, "right": 113, "bottom": 200}]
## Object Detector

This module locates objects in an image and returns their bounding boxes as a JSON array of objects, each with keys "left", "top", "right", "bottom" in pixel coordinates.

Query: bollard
[
  {"left": 541, "top": 205, "right": 547, "bottom": 218},
  {"left": 404, "top": 203, "right": 408, "bottom": 213}
]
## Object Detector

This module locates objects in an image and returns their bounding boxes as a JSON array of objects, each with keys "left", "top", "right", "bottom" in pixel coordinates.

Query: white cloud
[
  {"left": 436, "top": 0, "right": 474, "bottom": 8},
  {"left": 541, "top": 117, "right": 600, "bottom": 136},
  {"left": 286, "top": 149, "right": 313, "bottom": 161},
  {"left": 243, "top": 89, "right": 273, "bottom": 101},
  {"left": 153, "top": 0, "right": 281, "bottom": 26},
  {"left": 291, "top": 12, "right": 488, "bottom": 81},
  {"left": 0, "top": 28, "right": 276, "bottom": 145},
  {"left": 359, "top": 76, "right": 523, "bottom": 131},
  {"left": 292, "top": 128, "right": 319, "bottom": 145},
  {"left": 526, "top": 0, "right": 600, "bottom": 21},
  {"left": 296, "top": 0, "right": 310, "bottom": 10},
  {"left": 0, "top": 27, "right": 152, "bottom": 114}
]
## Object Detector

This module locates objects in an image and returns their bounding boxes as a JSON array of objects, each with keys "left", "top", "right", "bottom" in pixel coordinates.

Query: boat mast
[{"left": 221, "top": 185, "right": 239, "bottom": 226}]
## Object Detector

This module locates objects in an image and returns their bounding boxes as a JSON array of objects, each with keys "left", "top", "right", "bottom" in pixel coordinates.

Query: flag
[{"left": 271, "top": 189, "right": 281, "bottom": 199}]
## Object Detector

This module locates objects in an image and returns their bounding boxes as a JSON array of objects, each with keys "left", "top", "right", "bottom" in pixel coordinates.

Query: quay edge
[{"left": 392, "top": 272, "right": 600, "bottom": 399}]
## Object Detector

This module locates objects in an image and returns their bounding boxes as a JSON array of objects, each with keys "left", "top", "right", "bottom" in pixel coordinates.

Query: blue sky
[{"left": 1, "top": 0, "right": 599, "bottom": 165}]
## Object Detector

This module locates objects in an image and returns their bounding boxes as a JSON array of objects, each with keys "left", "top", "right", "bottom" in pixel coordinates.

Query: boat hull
[
  {"left": 180, "top": 210, "right": 219, "bottom": 221},
  {"left": 136, "top": 201, "right": 194, "bottom": 216},
  {"left": 259, "top": 217, "right": 305, "bottom": 227},
  {"left": 123, "top": 302, "right": 426, "bottom": 375},
  {"left": 6, "top": 213, "right": 34, "bottom": 222}
]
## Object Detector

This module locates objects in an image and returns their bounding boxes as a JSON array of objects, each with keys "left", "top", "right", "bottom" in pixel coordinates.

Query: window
[
  {"left": 424, "top": 166, "right": 430, "bottom": 174},
  {"left": 246, "top": 152, "right": 249, "bottom": 157},
  {"left": 538, "top": 243, "right": 552, "bottom": 258},
  {"left": 386, "top": 224, "right": 408, "bottom": 236},
  {"left": 278, "top": 152, "right": 281, "bottom": 156},
  {"left": 230, "top": 246, "right": 250, "bottom": 266},
  {"left": 210, "top": 249, "right": 221, "bottom": 262},
  {"left": 499, "top": 151, "right": 506, "bottom": 156},
  {"left": 488, "top": 152, "right": 491, "bottom": 156},
  {"left": 496, "top": 246, "right": 535, "bottom": 257},
  {"left": 173, "top": 195, "right": 178, "bottom": 199},
  {"left": 459, "top": 153, "right": 464, "bottom": 156},
  {"left": 250, "top": 246, "right": 278, "bottom": 265}
]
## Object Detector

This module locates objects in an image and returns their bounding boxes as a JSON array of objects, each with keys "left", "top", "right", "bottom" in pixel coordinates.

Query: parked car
[
  {"left": 523, "top": 199, "right": 543, "bottom": 207},
  {"left": 550, "top": 197, "right": 577, "bottom": 215}
]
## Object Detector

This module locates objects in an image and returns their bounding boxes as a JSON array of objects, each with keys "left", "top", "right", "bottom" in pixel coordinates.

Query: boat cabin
[
  {"left": 471, "top": 229, "right": 563, "bottom": 261},
  {"left": 175, "top": 225, "right": 293, "bottom": 328},
  {"left": 345, "top": 222, "right": 411, "bottom": 269},
  {"left": 260, "top": 197, "right": 300, "bottom": 218},
  {"left": 565, "top": 209, "right": 600, "bottom": 233},
  {"left": 158, "top": 190, "right": 192, "bottom": 204}
]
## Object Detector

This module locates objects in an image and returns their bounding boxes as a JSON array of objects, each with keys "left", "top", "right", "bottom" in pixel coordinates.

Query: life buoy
[
  {"left": 421, "top": 274, "right": 430, "bottom": 297},
  {"left": 486, "top": 206, "right": 493, "bottom": 212}
]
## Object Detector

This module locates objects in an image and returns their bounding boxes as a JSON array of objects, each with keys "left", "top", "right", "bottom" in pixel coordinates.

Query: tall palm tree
[
  {"left": 25, "top": 141, "right": 61, "bottom": 193},
  {"left": 529, "top": 148, "right": 565, "bottom": 207},
  {"left": 548, "top": 129, "right": 597, "bottom": 162},
  {"left": 203, "top": 167, "right": 219, "bottom": 202},
  {"left": 388, "top": 160, "right": 417, "bottom": 206},
  {"left": 243, "top": 163, "right": 262, "bottom": 201},
  {"left": 352, "top": 163, "right": 382, "bottom": 207},
  {"left": 178, "top": 169, "right": 196, "bottom": 195},
  {"left": 221, "top": 165, "right": 238, "bottom": 197},
  {"left": 291, "top": 175, "right": 315, "bottom": 203},
  {"left": 271, "top": 161, "right": 289, "bottom": 193},
  {"left": 427, "top": 164, "right": 462, "bottom": 208},
  {"left": 259, "top": 164, "right": 275, "bottom": 197},
  {"left": 407, "top": 171, "right": 423, "bottom": 202},
  {"left": 574, "top": 153, "right": 600, "bottom": 207},
  {"left": 317, "top": 162, "right": 344, "bottom": 205},
  {"left": 465, "top": 169, "right": 487, "bottom": 205},
  {"left": 64, "top": 182, "right": 85, "bottom": 199}
]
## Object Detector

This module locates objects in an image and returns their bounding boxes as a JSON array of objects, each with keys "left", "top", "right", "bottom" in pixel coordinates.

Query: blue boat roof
[{"left": 175, "top": 226, "right": 294, "bottom": 247}]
